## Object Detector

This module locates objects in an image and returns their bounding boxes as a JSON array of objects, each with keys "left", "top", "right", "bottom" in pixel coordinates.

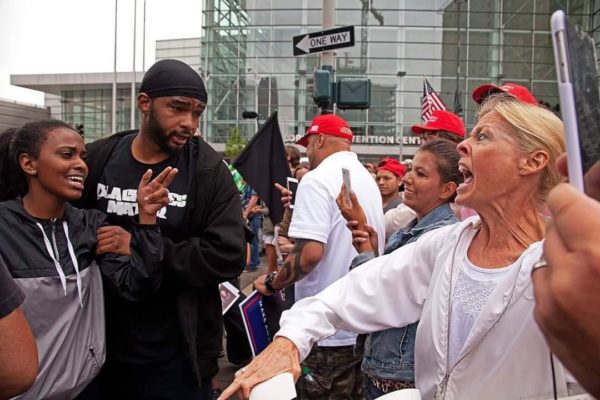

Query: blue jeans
[
  {"left": 248, "top": 216, "right": 261, "bottom": 269},
  {"left": 361, "top": 323, "right": 418, "bottom": 382}
]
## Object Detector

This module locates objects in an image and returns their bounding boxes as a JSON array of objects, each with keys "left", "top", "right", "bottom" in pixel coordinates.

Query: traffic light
[
  {"left": 313, "top": 69, "right": 332, "bottom": 106},
  {"left": 336, "top": 78, "right": 371, "bottom": 110}
]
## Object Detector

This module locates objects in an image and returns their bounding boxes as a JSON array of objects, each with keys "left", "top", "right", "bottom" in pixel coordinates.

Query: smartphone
[
  {"left": 286, "top": 177, "right": 298, "bottom": 209},
  {"left": 341, "top": 167, "right": 352, "bottom": 207},
  {"left": 551, "top": 10, "right": 600, "bottom": 192}
]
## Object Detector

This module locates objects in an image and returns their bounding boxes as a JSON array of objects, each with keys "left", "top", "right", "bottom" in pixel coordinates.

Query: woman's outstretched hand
[
  {"left": 218, "top": 337, "right": 302, "bottom": 400},
  {"left": 137, "top": 167, "right": 178, "bottom": 224}
]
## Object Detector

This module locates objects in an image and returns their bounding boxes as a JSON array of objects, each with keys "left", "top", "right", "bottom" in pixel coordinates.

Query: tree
[{"left": 224, "top": 127, "right": 247, "bottom": 159}]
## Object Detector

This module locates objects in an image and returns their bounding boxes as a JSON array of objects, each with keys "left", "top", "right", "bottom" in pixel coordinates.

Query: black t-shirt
[
  {"left": 0, "top": 254, "right": 24, "bottom": 318},
  {"left": 96, "top": 133, "right": 197, "bottom": 363},
  {"left": 97, "top": 133, "right": 193, "bottom": 236}
]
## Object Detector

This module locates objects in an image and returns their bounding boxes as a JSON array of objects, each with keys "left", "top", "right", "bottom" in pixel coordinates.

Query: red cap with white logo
[
  {"left": 296, "top": 114, "right": 353, "bottom": 147},
  {"left": 410, "top": 110, "right": 466, "bottom": 138},
  {"left": 471, "top": 82, "right": 538, "bottom": 105}
]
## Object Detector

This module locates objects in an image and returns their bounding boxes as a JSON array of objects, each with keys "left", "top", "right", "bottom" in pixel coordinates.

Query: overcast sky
[{"left": 0, "top": 0, "right": 203, "bottom": 105}]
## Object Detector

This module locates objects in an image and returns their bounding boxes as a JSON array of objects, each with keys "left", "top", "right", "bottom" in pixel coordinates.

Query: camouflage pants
[{"left": 296, "top": 345, "right": 365, "bottom": 400}]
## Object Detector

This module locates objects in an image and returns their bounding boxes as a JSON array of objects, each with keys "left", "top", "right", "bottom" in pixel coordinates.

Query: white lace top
[{"left": 448, "top": 257, "right": 515, "bottom": 367}]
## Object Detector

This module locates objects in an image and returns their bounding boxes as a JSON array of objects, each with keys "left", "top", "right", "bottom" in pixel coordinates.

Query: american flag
[{"left": 421, "top": 78, "right": 446, "bottom": 121}]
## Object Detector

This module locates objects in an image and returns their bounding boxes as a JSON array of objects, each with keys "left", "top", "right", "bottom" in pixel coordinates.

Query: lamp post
[
  {"left": 242, "top": 110, "right": 260, "bottom": 132},
  {"left": 254, "top": 73, "right": 262, "bottom": 118},
  {"left": 199, "top": 68, "right": 211, "bottom": 139},
  {"left": 321, "top": 0, "right": 335, "bottom": 114}
]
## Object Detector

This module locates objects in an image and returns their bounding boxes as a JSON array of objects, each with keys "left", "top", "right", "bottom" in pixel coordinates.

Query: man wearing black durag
[{"left": 77, "top": 59, "right": 246, "bottom": 399}]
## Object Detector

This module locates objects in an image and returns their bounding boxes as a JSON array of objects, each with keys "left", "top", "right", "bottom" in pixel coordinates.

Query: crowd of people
[
  {"left": 0, "top": 57, "right": 599, "bottom": 400},
  {"left": 220, "top": 83, "right": 600, "bottom": 400}
]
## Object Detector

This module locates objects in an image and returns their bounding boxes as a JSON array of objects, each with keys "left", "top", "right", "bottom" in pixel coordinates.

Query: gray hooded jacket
[{"left": 0, "top": 200, "right": 163, "bottom": 400}]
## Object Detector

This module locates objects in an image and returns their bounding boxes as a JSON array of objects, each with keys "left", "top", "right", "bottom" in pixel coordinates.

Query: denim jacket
[{"left": 351, "top": 203, "right": 458, "bottom": 381}]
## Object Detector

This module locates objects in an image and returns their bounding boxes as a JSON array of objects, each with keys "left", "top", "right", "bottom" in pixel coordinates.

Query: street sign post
[{"left": 292, "top": 26, "right": 355, "bottom": 56}]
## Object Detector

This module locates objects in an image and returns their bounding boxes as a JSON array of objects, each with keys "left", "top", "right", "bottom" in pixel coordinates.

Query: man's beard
[{"left": 146, "top": 108, "right": 190, "bottom": 156}]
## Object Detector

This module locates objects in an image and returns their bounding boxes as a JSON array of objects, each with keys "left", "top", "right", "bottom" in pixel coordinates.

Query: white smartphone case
[{"left": 551, "top": 10, "right": 585, "bottom": 191}]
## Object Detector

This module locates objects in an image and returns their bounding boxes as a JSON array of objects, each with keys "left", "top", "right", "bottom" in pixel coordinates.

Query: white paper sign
[{"left": 219, "top": 281, "right": 240, "bottom": 315}]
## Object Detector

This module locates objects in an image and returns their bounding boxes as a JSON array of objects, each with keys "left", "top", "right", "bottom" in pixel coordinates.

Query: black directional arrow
[{"left": 292, "top": 26, "right": 355, "bottom": 56}]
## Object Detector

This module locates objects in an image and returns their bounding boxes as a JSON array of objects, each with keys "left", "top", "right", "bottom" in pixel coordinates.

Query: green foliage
[{"left": 224, "top": 127, "right": 247, "bottom": 159}]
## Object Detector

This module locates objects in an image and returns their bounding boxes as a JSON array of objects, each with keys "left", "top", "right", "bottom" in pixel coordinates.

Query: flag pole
[
  {"left": 130, "top": 0, "right": 137, "bottom": 129},
  {"left": 112, "top": 0, "right": 118, "bottom": 134},
  {"left": 422, "top": 75, "right": 427, "bottom": 122}
]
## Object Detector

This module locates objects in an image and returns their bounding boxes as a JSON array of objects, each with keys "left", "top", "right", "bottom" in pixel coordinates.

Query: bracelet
[{"left": 264, "top": 271, "right": 280, "bottom": 294}]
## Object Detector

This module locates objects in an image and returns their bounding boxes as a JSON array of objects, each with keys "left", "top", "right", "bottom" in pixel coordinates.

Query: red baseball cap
[
  {"left": 411, "top": 110, "right": 466, "bottom": 138},
  {"left": 297, "top": 114, "right": 353, "bottom": 147},
  {"left": 472, "top": 82, "right": 538, "bottom": 105},
  {"left": 377, "top": 157, "right": 406, "bottom": 178}
]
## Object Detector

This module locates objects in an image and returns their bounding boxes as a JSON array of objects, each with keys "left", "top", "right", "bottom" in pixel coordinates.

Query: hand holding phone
[
  {"left": 342, "top": 167, "right": 352, "bottom": 208},
  {"left": 286, "top": 177, "right": 298, "bottom": 209}
]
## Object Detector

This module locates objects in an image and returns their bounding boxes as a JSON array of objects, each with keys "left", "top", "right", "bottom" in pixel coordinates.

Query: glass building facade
[
  {"left": 7, "top": 69, "right": 150, "bottom": 142},
  {"left": 60, "top": 87, "right": 139, "bottom": 140},
  {"left": 200, "top": 0, "right": 599, "bottom": 158}
]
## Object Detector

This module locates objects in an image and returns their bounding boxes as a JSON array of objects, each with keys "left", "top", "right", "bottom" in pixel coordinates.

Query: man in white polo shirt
[{"left": 254, "top": 114, "right": 385, "bottom": 398}]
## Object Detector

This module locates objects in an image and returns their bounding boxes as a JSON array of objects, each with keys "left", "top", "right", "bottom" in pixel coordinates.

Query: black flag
[{"left": 233, "top": 112, "right": 291, "bottom": 224}]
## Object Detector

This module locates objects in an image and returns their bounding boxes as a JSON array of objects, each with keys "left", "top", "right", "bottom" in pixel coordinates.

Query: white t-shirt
[
  {"left": 448, "top": 256, "right": 515, "bottom": 367},
  {"left": 289, "top": 151, "right": 385, "bottom": 346},
  {"left": 384, "top": 202, "right": 417, "bottom": 238}
]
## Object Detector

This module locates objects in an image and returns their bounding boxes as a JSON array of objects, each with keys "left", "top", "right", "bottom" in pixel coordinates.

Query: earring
[{"left": 28, "top": 169, "right": 37, "bottom": 175}]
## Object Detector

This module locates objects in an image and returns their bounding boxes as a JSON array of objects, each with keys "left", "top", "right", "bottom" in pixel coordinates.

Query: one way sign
[{"left": 293, "top": 26, "right": 355, "bottom": 56}]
